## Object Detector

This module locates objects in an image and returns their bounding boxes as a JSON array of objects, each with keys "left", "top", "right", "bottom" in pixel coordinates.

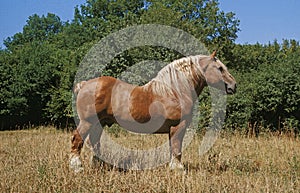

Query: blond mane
[{"left": 144, "top": 55, "right": 207, "bottom": 96}]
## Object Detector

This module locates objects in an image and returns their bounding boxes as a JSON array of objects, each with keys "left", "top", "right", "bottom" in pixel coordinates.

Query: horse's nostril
[{"left": 226, "top": 85, "right": 236, "bottom": 94}]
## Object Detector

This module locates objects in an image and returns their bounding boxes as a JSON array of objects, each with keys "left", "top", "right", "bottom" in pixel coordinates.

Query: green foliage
[
  {"left": 226, "top": 41, "right": 300, "bottom": 132},
  {"left": 230, "top": 41, "right": 283, "bottom": 71},
  {"left": 4, "top": 13, "right": 63, "bottom": 50},
  {"left": 251, "top": 53, "right": 300, "bottom": 130},
  {"left": 225, "top": 70, "right": 254, "bottom": 130}
]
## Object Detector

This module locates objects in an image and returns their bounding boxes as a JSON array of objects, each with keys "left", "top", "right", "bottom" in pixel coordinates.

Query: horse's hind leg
[
  {"left": 70, "top": 121, "right": 93, "bottom": 172},
  {"left": 87, "top": 122, "right": 103, "bottom": 168},
  {"left": 169, "top": 120, "right": 187, "bottom": 170}
]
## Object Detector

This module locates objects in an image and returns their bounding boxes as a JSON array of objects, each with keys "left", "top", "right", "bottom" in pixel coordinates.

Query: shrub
[{"left": 226, "top": 52, "right": 300, "bottom": 132}]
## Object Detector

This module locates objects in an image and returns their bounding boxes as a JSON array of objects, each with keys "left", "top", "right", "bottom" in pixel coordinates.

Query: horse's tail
[{"left": 73, "top": 81, "right": 87, "bottom": 95}]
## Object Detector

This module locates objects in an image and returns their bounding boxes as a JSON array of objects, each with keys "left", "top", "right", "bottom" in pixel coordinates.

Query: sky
[
  {"left": 0, "top": 0, "right": 86, "bottom": 48},
  {"left": 219, "top": 0, "right": 300, "bottom": 44},
  {"left": 1, "top": 0, "right": 300, "bottom": 48}
]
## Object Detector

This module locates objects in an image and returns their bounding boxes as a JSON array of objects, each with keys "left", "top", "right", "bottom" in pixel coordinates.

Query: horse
[{"left": 70, "top": 51, "right": 236, "bottom": 172}]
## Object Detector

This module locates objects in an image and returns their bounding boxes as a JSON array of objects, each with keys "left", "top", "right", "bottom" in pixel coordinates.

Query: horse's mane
[{"left": 144, "top": 55, "right": 207, "bottom": 96}]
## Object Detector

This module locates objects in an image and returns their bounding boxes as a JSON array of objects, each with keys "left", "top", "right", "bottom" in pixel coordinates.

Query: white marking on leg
[
  {"left": 70, "top": 155, "right": 84, "bottom": 173},
  {"left": 169, "top": 154, "right": 184, "bottom": 170}
]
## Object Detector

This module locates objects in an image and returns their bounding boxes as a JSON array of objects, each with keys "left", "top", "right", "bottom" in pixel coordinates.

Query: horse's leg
[
  {"left": 169, "top": 120, "right": 187, "bottom": 170},
  {"left": 87, "top": 121, "right": 104, "bottom": 168},
  {"left": 70, "top": 120, "right": 93, "bottom": 172}
]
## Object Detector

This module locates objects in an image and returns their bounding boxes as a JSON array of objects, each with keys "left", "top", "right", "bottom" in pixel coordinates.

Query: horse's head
[{"left": 200, "top": 51, "right": 237, "bottom": 94}]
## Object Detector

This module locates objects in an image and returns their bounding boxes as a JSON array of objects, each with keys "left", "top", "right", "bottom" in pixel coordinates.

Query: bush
[{"left": 226, "top": 52, "right": 300, "bottom": 132}]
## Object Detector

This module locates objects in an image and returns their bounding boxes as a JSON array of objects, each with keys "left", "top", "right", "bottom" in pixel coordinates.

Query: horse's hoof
[
  {"left": 70, "top": 156, "right": 84, "bottom": 173},
  {"left": 169, "top": 163, "right": 185, "bottom": 170},
  {"left": 73, "top": 166, "right": 84, "bottom": 173},
  {"left": 169, "top": 163, "right": 187, "bottom": 174},
  {"left": 90, "top": 155, "right": 104, "bottom": 168}
]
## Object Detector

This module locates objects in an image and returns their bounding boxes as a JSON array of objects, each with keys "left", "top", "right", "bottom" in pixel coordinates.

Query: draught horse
[{"left": 70, "top": 51, "right": 236, "bottom": 172}]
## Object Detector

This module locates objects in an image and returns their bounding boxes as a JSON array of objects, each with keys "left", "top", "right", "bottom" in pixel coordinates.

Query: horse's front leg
[{"left": 169, "top": 120, "right": 187, "bottom": 170}]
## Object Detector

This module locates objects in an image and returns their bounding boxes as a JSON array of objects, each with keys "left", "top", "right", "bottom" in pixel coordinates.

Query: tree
[
  {"left": 141, "top": 0, "right": 240, "bottom": 52},
  {"left": 4, "top": 13, "right": 63, "bottom": 51}
]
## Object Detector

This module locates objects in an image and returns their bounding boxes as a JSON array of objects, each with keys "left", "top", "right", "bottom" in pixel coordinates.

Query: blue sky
[
  {"left": 0, "top": 0, "right": 86, "bottom": 48},
  {"left": 219, "top": 0, "right": 300, "bottom": 44},
  {"left": 1, "top": 0, "right": 300, "bottom": 48}
]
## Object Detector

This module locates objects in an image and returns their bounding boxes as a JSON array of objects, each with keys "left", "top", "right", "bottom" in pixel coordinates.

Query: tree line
[{"left": 0, "top": 0, "right": 299, "bottom": 134}]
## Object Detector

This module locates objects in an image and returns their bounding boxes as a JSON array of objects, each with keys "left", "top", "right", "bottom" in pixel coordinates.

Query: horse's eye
[{"left": 218, "top": 67, "right": 224, "bottom": 72}]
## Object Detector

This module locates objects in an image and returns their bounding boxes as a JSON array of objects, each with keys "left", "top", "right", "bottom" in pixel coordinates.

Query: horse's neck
[
  {"left": 141, "top": 58, "right": 207, "bottom": 98},
  {"left": 194, "top": 81, "right": 206, "bottom": 97},
  {"left": 186, "top": 71, "right": 206, "bottom": 97}
]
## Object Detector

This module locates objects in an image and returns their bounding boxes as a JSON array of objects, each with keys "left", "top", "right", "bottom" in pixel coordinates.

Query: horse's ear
[{"left": 211, "top": 50, "right": 217, "bottom": 59}]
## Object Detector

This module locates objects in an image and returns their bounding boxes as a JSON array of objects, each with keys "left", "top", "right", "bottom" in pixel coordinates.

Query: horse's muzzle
[{"left": 226, "top": 83, "right": 237, "bottom": 94}]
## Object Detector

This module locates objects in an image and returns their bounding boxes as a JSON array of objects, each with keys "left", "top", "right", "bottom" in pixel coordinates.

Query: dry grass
[{"left": 0, "top": 126, "right": 300, "bottom": 192}]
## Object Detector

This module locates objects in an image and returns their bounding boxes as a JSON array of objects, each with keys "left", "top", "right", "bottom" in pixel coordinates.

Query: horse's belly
[{"left": 114, "top": 117, "right": 179, "bottom": 134}]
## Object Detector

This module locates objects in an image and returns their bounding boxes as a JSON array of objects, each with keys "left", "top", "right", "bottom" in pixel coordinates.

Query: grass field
[{"left": 0, "top": 126, "right": 299, "bottom": 192}]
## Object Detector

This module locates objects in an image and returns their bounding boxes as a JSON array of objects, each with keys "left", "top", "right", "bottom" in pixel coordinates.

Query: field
[{"left": 0, "top": 127, "right": 300, "bottom": 192}]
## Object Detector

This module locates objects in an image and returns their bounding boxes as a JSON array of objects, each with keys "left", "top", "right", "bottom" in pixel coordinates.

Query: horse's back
[{"left": 94, "top": 76, "right": 138, "bottom": 119}]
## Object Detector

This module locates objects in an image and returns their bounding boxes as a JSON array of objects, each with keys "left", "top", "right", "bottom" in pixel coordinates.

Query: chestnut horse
[{"left": 70, "top": 51, "right": 236, "bottom": 172}]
